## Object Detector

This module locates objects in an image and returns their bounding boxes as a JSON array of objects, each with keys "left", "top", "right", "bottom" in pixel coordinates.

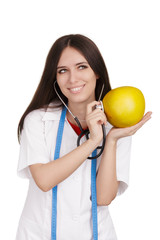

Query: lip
[{"left": 68, "top": 84, "right": 85, "bottom": 94}]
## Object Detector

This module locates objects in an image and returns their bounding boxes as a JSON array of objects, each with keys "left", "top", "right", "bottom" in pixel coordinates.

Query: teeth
[{"left": 70, "top": 86, "right": 83, "bottom": 92}]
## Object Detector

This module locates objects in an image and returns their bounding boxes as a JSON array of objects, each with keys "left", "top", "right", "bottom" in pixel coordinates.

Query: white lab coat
[{"left": 16, "top": 103, "right": 132, "bottom": 240}]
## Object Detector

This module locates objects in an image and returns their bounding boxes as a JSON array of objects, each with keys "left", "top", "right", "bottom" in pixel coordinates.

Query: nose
[{"left": 68, "top": 69, "right": 78, "bottom": 84}]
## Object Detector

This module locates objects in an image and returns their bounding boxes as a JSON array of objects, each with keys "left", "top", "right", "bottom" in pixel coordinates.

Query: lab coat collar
[{"left": 42, "top": 102, "right": 63, "bottom": 121}]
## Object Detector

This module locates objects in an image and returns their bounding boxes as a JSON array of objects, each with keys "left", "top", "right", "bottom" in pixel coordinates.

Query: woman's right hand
[{"left": 85, "top": 101, "right": 107, "bottom": 145}]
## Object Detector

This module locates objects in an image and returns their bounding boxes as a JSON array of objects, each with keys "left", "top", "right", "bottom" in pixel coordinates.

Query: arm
[
  {"left": 96, "top": 111, "right": 152, "bottom": 206},
  {"left": 96, "top": 137, "right": 119, "bottom": 206},
  {"left": 30, "top": 138, "right": 99, "bottom": 192},
  {"left": 30, "top": 101, "right": 105, "bottom": 192}
]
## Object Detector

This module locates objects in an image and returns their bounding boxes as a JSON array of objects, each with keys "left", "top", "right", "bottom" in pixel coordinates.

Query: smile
[{"left": 68, "top": 85, "right": 85, "bottom": 93}]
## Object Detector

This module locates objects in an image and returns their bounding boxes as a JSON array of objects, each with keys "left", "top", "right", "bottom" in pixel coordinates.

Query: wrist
[
  {"left": 87, "top": 137, "right": 101, "bottom": 149},
  {"left": 106, "top": 134, "right": 118, "bottom": 146}
]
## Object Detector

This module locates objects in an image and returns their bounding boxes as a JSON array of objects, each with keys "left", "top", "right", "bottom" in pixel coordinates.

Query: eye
[
  {"left": 78, "top": 65, "right": 88, "bottom": 70},
  {"left": 58, "top": 69, "right": 67, "bottom": 74}
]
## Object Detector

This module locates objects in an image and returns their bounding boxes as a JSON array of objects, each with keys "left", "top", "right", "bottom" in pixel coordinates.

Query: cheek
[
  {"left": 57, "top": 76, "right": 64, "bottom": 84},
  {"left": 82, "top": 70, "right": 97, "bottom": 83},
  {"left": 56, "top": 79, "right": 66, "bottom": 96},
  {"left": 57, "top": 76, "right": 67, "bottom": 89},
  {"left": 89, "top": 73, "right": 97, "bottom": 85}
]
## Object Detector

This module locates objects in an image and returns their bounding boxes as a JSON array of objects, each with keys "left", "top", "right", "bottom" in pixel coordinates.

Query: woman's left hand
[{"left": 107, "top": 111, "right": 152, "bottom": 142}]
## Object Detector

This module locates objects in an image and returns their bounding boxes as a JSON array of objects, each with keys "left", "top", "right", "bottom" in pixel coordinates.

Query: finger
[
  {"left": 88, "top": 108, "right": 106, "bottom": 118},
  {"left": 86, "top": 101, "right": 102, "bottom": 115},
  {"left": 135, "top": 112, "right": 152, "bottom": 128},
  {"left": 87, "top": 108, "right": 107, "bottom": 120},
  {"left": 87, "top": 112, "right": 107, "bottom": 126},
  {"left": 127, "top": 111, "right": 152, "bottom": 134},
  {"left": 133, "top": 111, "right": 152, "bottom": 126},
  {"left": 141, "top": 111, "right": 152, "bottom": 122}
]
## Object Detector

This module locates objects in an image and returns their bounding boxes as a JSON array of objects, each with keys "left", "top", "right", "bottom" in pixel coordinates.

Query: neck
[{"left": 66, "top": 102, "right": 88, "bottom": 129}]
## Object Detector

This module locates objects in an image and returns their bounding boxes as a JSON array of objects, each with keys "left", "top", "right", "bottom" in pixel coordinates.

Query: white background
[{"left": 0, "top": 0, "right": 160, "bottom": 239}]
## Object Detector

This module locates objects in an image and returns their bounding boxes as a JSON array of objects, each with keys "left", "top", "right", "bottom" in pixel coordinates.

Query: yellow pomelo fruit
[{"left": 102, "top": 86, "right": 145, "bottom": 128}]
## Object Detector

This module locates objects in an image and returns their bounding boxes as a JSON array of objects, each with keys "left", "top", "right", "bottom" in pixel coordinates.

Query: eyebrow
[{"left": 57, "top": 61, "right": 88, "bottom": 69}]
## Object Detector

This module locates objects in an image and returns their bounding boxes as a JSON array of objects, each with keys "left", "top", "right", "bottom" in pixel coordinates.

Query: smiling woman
[
  {"left": 16, "top": 34, "right": 151, "bottom": 240},
  {"left": 17, "top": 34, "right": 111, "bottom": 138},
  {"left": 56, "top": 47, "right": 98, "bottom": 112}
]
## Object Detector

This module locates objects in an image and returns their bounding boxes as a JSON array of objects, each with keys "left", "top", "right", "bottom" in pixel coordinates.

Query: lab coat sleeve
[
  {"left": 17, "top": 111, "right": 49, "bottom": 179},
  {"left": 116, "top": 135, "right": 132, "bottom": 196}
]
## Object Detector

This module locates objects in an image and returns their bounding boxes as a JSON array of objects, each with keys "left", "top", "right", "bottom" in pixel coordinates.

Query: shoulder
[
  {"left": 24, "top": 108, "right": 46, "bottom": 128},
  {"left": 21, "top": 109, "right": 46, "bottom": 142},
  {"left": 24, "top": 101, "right": 63, "bottom": 128}
]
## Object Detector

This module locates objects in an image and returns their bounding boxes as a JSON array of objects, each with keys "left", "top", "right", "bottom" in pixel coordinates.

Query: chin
[{"left": 69, "top": 95, "right": 95, "bottom": 105}]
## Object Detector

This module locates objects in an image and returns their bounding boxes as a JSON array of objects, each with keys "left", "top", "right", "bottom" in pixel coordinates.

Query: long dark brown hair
[{"left": 17, "top": 34, "right": 111, "bottom": 141}]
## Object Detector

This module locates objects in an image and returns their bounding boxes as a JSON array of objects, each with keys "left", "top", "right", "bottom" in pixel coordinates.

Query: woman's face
[{"left": 56, "top": 47, "right": 98, "bottom": 105}]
